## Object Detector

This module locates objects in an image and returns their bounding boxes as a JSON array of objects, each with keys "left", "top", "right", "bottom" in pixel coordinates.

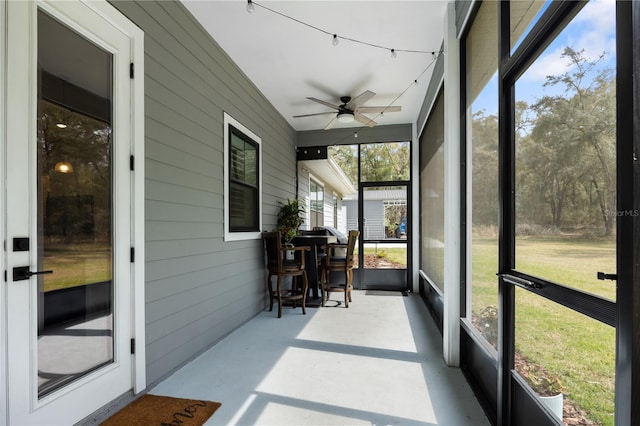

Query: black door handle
[
  {"left": 13, "top": 266, "right": 53, "bottom": 281},
  {"left": 597, "top": 272, "right": 617, "bottom": 281}
]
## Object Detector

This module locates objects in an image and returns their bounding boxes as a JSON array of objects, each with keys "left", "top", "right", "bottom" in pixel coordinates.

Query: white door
[{"left": 5, "top": 1, "right": 140, "bottom": 423}]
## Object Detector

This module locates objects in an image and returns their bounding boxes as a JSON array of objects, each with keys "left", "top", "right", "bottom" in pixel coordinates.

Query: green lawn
[
  {"left": 360, "top": 246, "right": 407, "bottom": 268},
  {"left": 43, "top": 243, "right": 112, "bottom": 292},
  {"left": 472, "top": 236, "right": 615, "bottom": 425},
  {"left": 374, "top": 247, "right": 407, "bottom": 266}
]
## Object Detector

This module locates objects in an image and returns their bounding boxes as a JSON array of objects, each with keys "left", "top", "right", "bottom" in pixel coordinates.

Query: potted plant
[
  {"left": 518, "top": 359, "right": 564, "bottom": 421},
  {"left": 536, "top": 375, "right": 564, "bottom": 421},
  {"left": 277, "top": 198, "right": 305, "bottom": 245}
]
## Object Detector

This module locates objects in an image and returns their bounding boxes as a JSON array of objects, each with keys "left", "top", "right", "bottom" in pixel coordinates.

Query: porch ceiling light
[
  {"left": 337, "top": 111, "right": 354, "bottom": 123},
  {"left": 54, "top": 161, "right": 73, "bottom": 173}
]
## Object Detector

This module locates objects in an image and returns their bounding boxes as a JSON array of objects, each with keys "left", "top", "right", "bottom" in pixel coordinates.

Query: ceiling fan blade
[
  {"left": 354, "top": 112, "right": 377, "bottom": 128},
  {"left": 293, "top": 111, "right": 337, "bottom": 118},
  {"left": 357, "top": 105, "right": 402, "bottom": 114},
  {"left": 324, "top": 116, "right": 339, "bottom": 130},
  {"left": 347, "top": 90, "right": 376, "bottom": 109},
  {"left": 307, "top": 97, "right": 340, "bottom": 110}
]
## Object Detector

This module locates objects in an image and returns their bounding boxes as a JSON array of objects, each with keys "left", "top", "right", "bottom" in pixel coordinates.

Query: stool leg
[
  {"left": 267, "top": 274, "right": 274, "bottom": 311},
  {"left": 344, "top": 270, "right": 349, "bottom": 308},
  {"left": 301, "top": 272, "right": 307, "bottom": 315},
  {"left": 292, "top": 276, "right": 297, "bottom": 309},
  {"left": 320, "top": 269, "right": 326, "bottom": 307},
  {"left": 277, "top": 275, "right": 283, "bottom": 318}
]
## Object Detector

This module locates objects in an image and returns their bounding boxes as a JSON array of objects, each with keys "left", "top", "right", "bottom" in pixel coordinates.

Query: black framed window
[
  {"left": 224, "top": 112, "right": 261, "bottom": 240},
  {"left": 229, "top": 127, "right": 258, "bottom": 231}
]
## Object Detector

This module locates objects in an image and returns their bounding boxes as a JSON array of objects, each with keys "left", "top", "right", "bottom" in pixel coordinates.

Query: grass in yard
[
  {"left": 516, "top": 236, "right": 616, "bottom": 300},
  {"left": 515, "top": 292, "right": 615, "bottom": 425},
  {"left": 362, "top": 246, "right": 407, "bottom": 267},
  {"left": 43, "top": 242, "right": 112, "bottom": 292},
  {"left": 471, "top": 236, "right": 615, "bottom": 425},
  {"left": 377, "top": 247, "right": 407, "bottom": 266}
]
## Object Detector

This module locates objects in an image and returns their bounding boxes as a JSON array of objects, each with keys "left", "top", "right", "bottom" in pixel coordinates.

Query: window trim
[
  {"left": 333, "top": 193, "right": 338, "bottom": 228},
  {"left": 309, "top": 175, "right": 324, "bottom": 228},
  {"left": 223, "top": 112, "right": 262, "bottom": 241}
]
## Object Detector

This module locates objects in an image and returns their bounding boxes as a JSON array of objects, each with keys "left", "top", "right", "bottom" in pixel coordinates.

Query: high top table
[{"left": 291, "top": 234, "right": 337, "bottom": 304}]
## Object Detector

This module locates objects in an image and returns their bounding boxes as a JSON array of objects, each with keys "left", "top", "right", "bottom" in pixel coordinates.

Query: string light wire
[{"left": 248, "top": 0, "right": 440, "bottom": 56}]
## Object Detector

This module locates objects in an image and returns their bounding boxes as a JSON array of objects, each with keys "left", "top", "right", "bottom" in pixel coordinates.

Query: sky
[{"left": 474, "top": 0, "right": 616, "bottom": 116}]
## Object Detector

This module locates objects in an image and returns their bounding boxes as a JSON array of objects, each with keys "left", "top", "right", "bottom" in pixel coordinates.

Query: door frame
[
  {"left": 356, "top": 180, "right": 412, "bottom": 292},
  {"left": 494, "top": 1, "right": 632, "bottom": 425},
  {"left": 1, "top": 0, "right": 145, "bottom": 422},
  {"left": 614, "top": 1, "right": 640, "bottom": 422},
  {"left": 1, "top": 0, "right": 7, "bottom": 422}
]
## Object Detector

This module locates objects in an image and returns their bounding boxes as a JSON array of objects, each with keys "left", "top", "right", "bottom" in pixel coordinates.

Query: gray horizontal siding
[
  {"left": 146, "top": 295, "right": 263, "bottom": 385},
  {"left": 145, "top": 265, "right": 263, "bottom": 344},
  {"left": 110, "top": 0, "right": 296, "bottom": 385}
]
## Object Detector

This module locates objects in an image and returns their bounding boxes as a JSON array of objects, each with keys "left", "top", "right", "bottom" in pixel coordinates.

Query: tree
[
  {"left": 517, "top": 47, "right": 616, "bottom": 236},
  {"left": 471, "top": 109, "right": 499, "bottom": 227},
  {"left": 517, "top": 101, "right": 588, "bottom": 229},
  {"left": 360, "top": 142, "right": 410, "bottom": 181},
  {"left": 329, "top": 142, "right": 411, "bottom": 184}
]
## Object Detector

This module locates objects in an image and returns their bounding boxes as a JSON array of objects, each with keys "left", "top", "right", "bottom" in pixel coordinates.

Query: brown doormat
[{"left": 101, "top": 394, "right": 221, "bottom": 426}]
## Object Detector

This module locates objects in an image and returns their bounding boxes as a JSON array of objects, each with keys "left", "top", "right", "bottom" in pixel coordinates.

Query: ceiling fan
[{"left": 293, "top": 90, "right": 401, "bottom": 130}]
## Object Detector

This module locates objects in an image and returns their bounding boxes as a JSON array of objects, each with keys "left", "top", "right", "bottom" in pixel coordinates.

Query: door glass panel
[
  {"left": 362, "top": 186, "right": 407, "bottom": 269},
  {"left": 514, "top": 0, "right": 616, "bottom": 300},
  {"left": 515, "top": 287, "right": 615, "bottom": 425},
  {"left": 37, "top": 10, "right": 113, "bottom": 397}
]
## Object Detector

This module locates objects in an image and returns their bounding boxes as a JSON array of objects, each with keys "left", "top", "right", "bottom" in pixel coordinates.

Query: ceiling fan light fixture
[
  {"left": 337, "top": 112, "right": 354, "bottom": 123},
  {"left": 246, "top": 0, "right": 254, "bottom": 13}
]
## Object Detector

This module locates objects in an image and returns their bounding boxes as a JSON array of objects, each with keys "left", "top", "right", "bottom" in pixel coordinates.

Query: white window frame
[
  {"left": 333, "top": 193, "right": 339, "bottom": 228},
  {"left": 223, "top": 112, "right": 262, "bottom": 241},
  {"left": 309, "top": 174, "right": 325, "bottom": 228}
]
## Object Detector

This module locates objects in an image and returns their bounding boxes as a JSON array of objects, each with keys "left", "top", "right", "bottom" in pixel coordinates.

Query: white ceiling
[{"left": 182, "top": 0, "right": 448, "bottom": 132}]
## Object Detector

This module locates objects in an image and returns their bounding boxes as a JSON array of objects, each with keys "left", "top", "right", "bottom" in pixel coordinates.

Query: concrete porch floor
[{"left": 145, "top": 290, "right": 490, "bottom": 425}]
